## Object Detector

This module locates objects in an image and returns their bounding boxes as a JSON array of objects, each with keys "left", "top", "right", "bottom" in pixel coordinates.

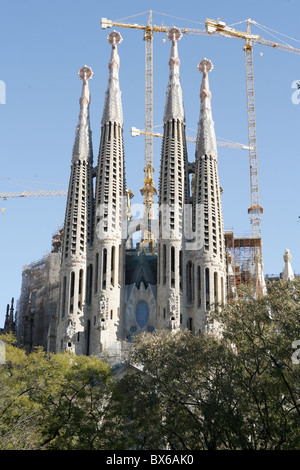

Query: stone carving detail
[{"left": 99, "top": 295, "right": 106, "bottom": 316}]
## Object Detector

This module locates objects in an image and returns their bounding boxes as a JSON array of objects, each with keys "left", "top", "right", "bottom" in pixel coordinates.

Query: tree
[
  {"left": 1, "top": 278, "right": 299, "bottom": 450},
  {"left": 211, "top": 278, "right": 300, "bottom": 449},
  {"left": 115, "top": 279, "right": 300, "bottom": 450},
  {"left": 0, "top": 335, "right": 115, "bottom": 450}
]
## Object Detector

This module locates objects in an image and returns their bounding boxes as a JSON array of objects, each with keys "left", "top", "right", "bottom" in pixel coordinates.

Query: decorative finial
[
  {"left": 197, "top": 58, "right": 214, "bottom": 74},
  {"left": 78, "top": 65, "right": 94, "bottom": 81},
  {"left": 107, "top": 30, "right": 123, "bottom": 46},
  {"left": 283, "top": 248, "right": 292, "bottom": 263},
  {"left": 167, "top": 27, "right": 182, "bottom": 42},
  {"left": 283, "top": 248, "right": 294, "bottom": 281}
]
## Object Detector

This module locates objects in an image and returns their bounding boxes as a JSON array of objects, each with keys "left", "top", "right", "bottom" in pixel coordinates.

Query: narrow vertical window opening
[
  {"left": 205, "top": 267, "right": 210, "bottom": 311},
  {"left": 102, "top": 248, "right": 107, "bottom": 289}
]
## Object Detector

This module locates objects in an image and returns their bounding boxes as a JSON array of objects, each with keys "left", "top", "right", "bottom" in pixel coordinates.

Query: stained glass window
[{"left": 135, "top": 301, "right": 149, "bottom": 328}]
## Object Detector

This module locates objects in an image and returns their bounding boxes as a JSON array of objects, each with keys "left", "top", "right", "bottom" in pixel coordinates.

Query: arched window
[{"left": 135, "top": 301, "right": 149, "bottom": 329}]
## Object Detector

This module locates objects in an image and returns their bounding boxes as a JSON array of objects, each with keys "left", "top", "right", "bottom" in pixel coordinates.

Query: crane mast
[
  {"left": 243, "top": 19, "right": 263, "bottom": 239},
  {"left": 102, "top": 13, "right": 300, "bottom": 247},
  {"left": 205, "top": 17, "right": 300, "bottom": 240},
  {"left": 140, "top": 11, "right": 157, "bottom": 244}
]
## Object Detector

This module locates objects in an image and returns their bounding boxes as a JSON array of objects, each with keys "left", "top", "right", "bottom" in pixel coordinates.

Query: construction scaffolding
[{"left": 225, "top": 230, "right": 264, "bottom": 297}]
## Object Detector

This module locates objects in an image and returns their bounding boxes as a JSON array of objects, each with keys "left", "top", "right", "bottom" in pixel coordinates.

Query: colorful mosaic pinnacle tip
[{"left": 78, "top": 65, "right": 94, "bottom": 81}]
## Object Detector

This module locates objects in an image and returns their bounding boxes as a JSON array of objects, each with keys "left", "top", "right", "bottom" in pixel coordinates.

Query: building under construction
[
  {"left": 1, "top": 16, "right": 298, "bottom": 357},
  {"left": 225, "top": 231, "right": 265, "bottom": 298}
]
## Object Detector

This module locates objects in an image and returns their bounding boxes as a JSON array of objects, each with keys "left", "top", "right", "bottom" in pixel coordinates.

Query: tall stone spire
[
  {"left": 56, "top": 66, "right": 94, "bottom": 355},
  {"left": 91, "top": 31, "right": 126, "bottom": 356},
  {"left": 163, "top": 27, "right": 185, "bottom": 123},
  {"left": 72, "top": 66, "right": 94, "bottom": 161},
  {"left": 101, "top": 31, "right": 123, "bottom": 126},
  {"left": 190, "top": 59, "right": 226, "bottom": 333},
  {"left": 157, "top": 28, "right": 189, "bottom": 331},
  {"left": 195, "top": 58, "right": 217, "bottom": 160}
]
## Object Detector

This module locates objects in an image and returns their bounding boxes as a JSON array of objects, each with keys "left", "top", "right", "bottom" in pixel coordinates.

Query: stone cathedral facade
[{"left": 55, "top": 28, "right": 227, "bottom": 357}]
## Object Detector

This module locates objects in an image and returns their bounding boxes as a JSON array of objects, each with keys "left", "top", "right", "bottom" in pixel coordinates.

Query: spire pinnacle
[
  {"left": 163, "top": 27, "right": 185, "bottom": 122},
  {"left": 283, "top": 248, "right": 294, "bottom": 281},
  {"left": 167, "top": 27, "right": 182, "bottom": 81},
  {"left": 78, "top": 65, "right": 93, "bottom": 107},
  {"left": 102, "top": 30, "right": 123, "bottom": 126},
  {"left": 72, "top": 65, "right": 93, "bottom": 162},
  {"left": 196, "top": 58, "right": 217, "bottom": 159},
  {"left": 198, "top": 58, "right": 213, "bottom": 113}
]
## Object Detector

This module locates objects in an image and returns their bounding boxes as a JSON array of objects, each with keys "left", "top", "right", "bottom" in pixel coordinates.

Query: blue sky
[{"left": 0, "top": 0, "right": 299, "bottom": 327}]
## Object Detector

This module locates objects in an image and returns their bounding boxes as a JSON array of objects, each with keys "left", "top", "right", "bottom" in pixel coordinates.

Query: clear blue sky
[{"left": 0, "top": 0, "right": 299, "bottom": 327}]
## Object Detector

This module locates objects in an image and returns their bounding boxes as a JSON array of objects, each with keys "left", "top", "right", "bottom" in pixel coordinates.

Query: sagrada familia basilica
[{"left": 1, "top": 28, "right": 296, "bottom": 359}]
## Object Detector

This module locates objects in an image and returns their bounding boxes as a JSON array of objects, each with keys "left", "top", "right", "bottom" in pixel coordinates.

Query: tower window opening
[
  {"left": 214, "top": 271, "right": 218, "bottom": 309},
  {"left": 205, "top": 268, "right": 210, "bottom": 311},
  {"left": 86, "top": 264, "right": 93, "bottom": 306},
  {"left": 70, "top": 271, "right": 75, "bottom": 313},
  {"left": 78, "top": 269, "right": 83, "bottom": 309},
  {"left": 179, "top": 250, "right": 183, "bottom": 291},
  {"left": 102, "top": 248, "right": 107, "bottom": 289},
  {"left": 186, "top": 261, "right": 194, "bottom": 304},
  {"left": 197, "top": 265, "right": 201, "bottom": 308},
  {"left": 171, "top": 246, "right": 175, "bottom": 287},
  {"left": 111, "top": 246, "right": 115, "bottom": 287}
]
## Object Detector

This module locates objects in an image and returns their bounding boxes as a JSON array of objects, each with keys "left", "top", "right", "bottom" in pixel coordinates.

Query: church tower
[
  {"left": 56, "top": 66, "right": 94, "bottom": 354},
  {"left": 156, "top": 28, "right": 190, "bottom": 330},
  {"left": 89, "top": 31, "right": 126, "bottom": 356},
  {"left": 189, "top": 58, "right": 226, "bottom": 333}
]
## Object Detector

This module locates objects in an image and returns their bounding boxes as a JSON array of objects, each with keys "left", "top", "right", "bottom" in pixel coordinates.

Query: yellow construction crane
[
  {"left": 102, "top": 13, "right": 300, "bottom": 245},
  {"left": 205, "top": 18, "right": 300, "bottom": 239}
]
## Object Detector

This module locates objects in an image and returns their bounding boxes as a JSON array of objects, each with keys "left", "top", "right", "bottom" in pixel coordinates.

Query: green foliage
[
  {"left": 0, "top": 279, "right": 299, "bottom": 450},
  {"left": 115, "top": 278, "right": 300, "bottom": 450},
  {"left": 0, "top": 337, "right": 114, "bottom": 450}
]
